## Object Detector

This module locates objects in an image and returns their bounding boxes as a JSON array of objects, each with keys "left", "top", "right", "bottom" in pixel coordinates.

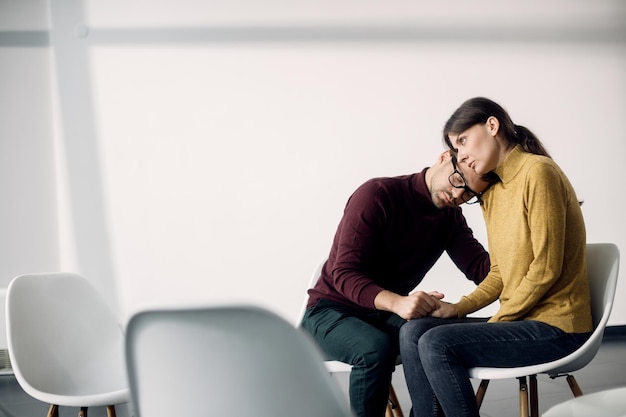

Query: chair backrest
[
  {"left": 547, "top": 242, "right": 620, "bottom": 375},
  {"left": 296, "top": 259, "right": 326, "bottom": 326},
  {"left": 5, "top": 272, "right": 129, "bottom": 406},
  {"left": 125, "top": 305, "right": 354, "bottom": 417},
  {"left": 586, "top": 243, "right": 620, "bottom": 329}
]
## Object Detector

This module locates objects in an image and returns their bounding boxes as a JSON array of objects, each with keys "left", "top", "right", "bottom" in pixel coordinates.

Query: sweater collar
[{"left": 494, "top": 145, "right": 528, "bottom": 185}]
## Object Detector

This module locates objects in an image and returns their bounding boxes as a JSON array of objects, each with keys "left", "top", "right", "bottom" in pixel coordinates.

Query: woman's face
[{"left": 448, "top": 120, "right": 499, "bottom": 176}]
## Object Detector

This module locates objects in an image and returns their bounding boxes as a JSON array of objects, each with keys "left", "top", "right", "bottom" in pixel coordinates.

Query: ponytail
[
  {"left": 442, "top": 98, "right": 584, "bottom": 204},
  {"left": 443, "top": 97, "right": 552, "bottom": 159},
  {"left": 513, "top": 125, "right": 551, "bottom": 158}
]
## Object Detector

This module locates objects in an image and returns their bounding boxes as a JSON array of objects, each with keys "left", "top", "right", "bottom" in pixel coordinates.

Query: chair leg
[
  {"left": 106, "top": 405, "right": 117, "bottom": 417},
  {"left": 47, "top": 404, "right": 59, "bottom": 417},
  {"left": 385, "top": 401, "right": 393, "bottom": 417},
  {"left": 78, "top": 407, "right": 88, "bottom": 417},
  {"left": 566, "top": 375, "right": 583, "bottom": 397},
  {"left": 388, "top": 384, "right": 405, "bottom": 417},
  {"left": 475, "top": 379, "right": 490, "bottom": 409},
  {"left": 518, "top": 376, "right": 529, "bottom": 417},
  {"left": 529, "top": 375, "right": 538, "bottom": 417}
]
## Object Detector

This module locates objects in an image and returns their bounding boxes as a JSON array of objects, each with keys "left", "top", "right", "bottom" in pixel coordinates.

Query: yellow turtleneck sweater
[{"left": 454, "top": 146, "right": 592, "bottom": 333}]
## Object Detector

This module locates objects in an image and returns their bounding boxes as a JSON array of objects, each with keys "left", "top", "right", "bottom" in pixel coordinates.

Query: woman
[{"left": 399, "top": 97, "right": 592, "bottom": 417}]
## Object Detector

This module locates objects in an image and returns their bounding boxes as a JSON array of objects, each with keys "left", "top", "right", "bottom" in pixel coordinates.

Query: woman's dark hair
[
  {"left": 442, "top": 97, "right": 551, "bottom": 158},
  {"left": 443, "top": 97, "right": 584, "bottom": 205}
]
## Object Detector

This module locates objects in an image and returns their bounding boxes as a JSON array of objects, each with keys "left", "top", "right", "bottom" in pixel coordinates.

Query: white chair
[
  {"left": 542, "top": 386, "right": 626, "bottom": 417},
  {"left": 0, "top": 288, "right": 13, "bottom": 375},
  {"left": 125, "top": 305, "right": 355, "bottom": 417},
  {"left": 298, "top": 260, "right": 404, "bottom": 417},
  {"left": 5, "top": 272, "right": 130, "bottom": 417},
  {"left": 469, "top": 243, "right": 620, "bottom": 417}
]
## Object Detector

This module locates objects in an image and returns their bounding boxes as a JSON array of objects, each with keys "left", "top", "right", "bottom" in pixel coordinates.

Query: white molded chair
[
  {"left": 5, "top": 272, "right": 129, "bottom": 417},
  {"left": 469, "top": 243, "right": 620, "bottom": 417},
  {"left": 125, "top": 305, "right": 355, "bottom": 417},
  {"left": 542, "top": 386, "right": 626, "bottom": 417},
  {"left": 298, "top": 260, "right": 404, "bottom": 417}
]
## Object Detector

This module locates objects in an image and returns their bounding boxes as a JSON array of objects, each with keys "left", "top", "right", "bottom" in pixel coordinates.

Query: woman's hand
[{"left": 429, "top": 301, "right": 459, "bottom": 319}]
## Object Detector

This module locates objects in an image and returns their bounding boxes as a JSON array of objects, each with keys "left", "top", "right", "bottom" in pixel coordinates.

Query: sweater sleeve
[
  {"left": 330, "top": 182, "right": 387, "bottom": 308},
  {"left": 489, "top": 162, "right": 569, "bottom": 322},
  {"left": 454, "top": 261, "right": 502, "bottom": 316},
  {"left": 445, "top": 211, "right": 490, "bottom": 284}
]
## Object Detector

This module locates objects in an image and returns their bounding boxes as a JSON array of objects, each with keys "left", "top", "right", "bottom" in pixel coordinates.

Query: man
[{"left": 301, "top": 151, "right": 491, "bottom": 417}]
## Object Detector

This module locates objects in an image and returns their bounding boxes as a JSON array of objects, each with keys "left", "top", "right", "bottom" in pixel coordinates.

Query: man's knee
[{"left": 351, "top": 336, "right": 397, "bottom": 370}]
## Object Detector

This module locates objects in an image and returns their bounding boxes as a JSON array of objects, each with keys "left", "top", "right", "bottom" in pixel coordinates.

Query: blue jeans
[
  {"left": 399, "top": 317, "right": 590, "bottom": 417},
  {"left": 301, "top": 299, "right": 406, "bottom": 417}
]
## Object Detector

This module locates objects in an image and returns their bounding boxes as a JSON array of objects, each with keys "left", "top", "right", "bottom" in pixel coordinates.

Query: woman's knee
[
  {"left": 399, "top": 320, "right": 420, "bottom": 354},
  {"left": 400, "top": 318, "right": 447, "bottom": 350},
  {"left": 417, "top": 324, "right": 465, "bottom": 371},
  {"left": 417, "top": 325, "right": 441, "bottom": 351}
]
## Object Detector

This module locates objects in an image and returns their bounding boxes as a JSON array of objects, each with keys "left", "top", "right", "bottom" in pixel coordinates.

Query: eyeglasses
[{"left": 449, "top": 156, "right": 482, "bottom": 205}]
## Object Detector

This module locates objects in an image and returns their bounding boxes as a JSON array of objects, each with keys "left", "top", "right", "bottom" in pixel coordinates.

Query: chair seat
[
  {"left": 469, "top": 358, "right": 580, "bottom": 380},
  {"left": 325, "top": 361, "right": 353, "bottom": 373},
  {"left": 324, "top": 354, "right": 401, "bottom": 373},
  {"left": 470, "top": 328, "right": 603, "bottom": 381},
  {"left": 24, "top": 388, "right": 129, "bottom": 408},
  {"left": 543, "top": 386, "right": 626, "bottom": 417}
]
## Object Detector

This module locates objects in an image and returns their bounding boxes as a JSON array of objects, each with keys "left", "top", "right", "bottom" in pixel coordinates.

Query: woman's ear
[{"left": 486, "top": 116, "right": 500, "bottom": 136}]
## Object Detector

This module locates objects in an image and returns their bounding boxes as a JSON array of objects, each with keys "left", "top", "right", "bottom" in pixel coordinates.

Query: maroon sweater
[{"left": 307, "top": 168, "right": 490, "bottom": 310}]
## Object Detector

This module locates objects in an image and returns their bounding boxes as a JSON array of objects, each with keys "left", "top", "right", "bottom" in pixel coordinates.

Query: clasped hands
[{"left": 395, "top": 291, "right": 459, "bottom": 320}]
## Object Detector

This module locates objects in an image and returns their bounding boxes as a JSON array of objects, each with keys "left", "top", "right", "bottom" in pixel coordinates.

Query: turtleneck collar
[{"left": 494, "top": 145, "right": 530, "bottom": 185}]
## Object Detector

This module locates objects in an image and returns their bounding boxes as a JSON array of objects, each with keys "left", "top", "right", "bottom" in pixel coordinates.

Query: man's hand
[{"left": 374, "top": 290, "right": 445, "bottom": 320}]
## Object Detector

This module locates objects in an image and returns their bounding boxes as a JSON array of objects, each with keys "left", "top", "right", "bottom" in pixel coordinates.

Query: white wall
[
  {"left": 2, "top": 0, "right": 625, "bottom": 326},
  {"left": 0, "top": 0, "right": 58, "bottom": 285}
]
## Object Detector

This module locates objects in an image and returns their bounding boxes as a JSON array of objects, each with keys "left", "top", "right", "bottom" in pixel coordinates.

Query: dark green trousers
[{"left": 301, "top": 299, "right": 406, "bottom": 417}]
